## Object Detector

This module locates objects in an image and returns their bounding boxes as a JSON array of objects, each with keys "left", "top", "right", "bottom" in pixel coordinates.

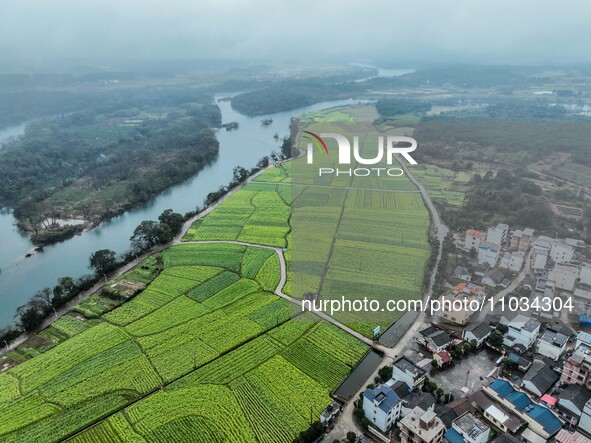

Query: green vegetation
[
  {"left": 230, "top": 76, "right": 364, "bottom": 116},
  {"left": 5, "top": 92, "right": 220, "bottom": 243},
  {"left": 0, "top": 240, "right": 366, "bottom": 442},
  {"left": 183, "top": 182, "right": 291, "bottom": 247}
]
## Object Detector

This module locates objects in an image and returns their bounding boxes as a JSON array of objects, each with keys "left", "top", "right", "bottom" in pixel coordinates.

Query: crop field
[
  {"left": 0, "top": 243, "right": 318, "bottom": 443},
  {"left": 281, "top": 119, "right": 431, "bottom": 336},
  {"left": 183, "top": 183, "right": 290, "bottom": 247},
  {"left": 68, "top": 319, "right": 368, "bottom": 443},
  {"left": 410, "top": 164, "right": 471, "bottom": 207},
  {"left": 1, "top": 103, "right": 432, "bottom": 442}
]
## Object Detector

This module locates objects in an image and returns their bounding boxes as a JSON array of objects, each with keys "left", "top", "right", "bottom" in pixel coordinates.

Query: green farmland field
[
  {"left": 0, "top": 243, "right": 366, "bottom": 443},
  {"left": 0, "top": 103, "right": 433, "bottom": 442}
]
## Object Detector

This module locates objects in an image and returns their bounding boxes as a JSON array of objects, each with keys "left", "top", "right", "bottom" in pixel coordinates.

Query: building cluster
[
  {"left": 356, "top": 223, "right": 591, "bottom": 442},
  {"left": 362, "top": 320, "right": 591, "bottom": 442}
]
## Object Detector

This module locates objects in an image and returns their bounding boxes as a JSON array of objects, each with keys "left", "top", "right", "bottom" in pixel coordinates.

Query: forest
[{"left": 0, "top": 87, "right": 221, "bottom": 243}]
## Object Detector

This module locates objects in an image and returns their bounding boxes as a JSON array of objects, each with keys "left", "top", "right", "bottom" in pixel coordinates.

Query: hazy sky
[{"left": 1, "top": 0, "right": 589, "bottom": 68}]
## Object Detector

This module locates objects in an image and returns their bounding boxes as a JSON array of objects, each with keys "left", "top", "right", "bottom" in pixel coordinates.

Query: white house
[
  {"left": 465, "top": 229, "right": 486, "bottom": 251},
  {"left": 551, "top": 241, "right": 574, "bottom": 264},
  {"left": 499, "top": 251, "right": 524, "bottom": 272},
  {"left": 556, "top": 384, "right": 591, "bottom": 426},
  {"left": 532, "top": 250, "right": 549, "bottom": 272},
  {"left": 503, "top": 314, "right": 541, "bottom": 351},
  {"left": 549, "top": 263, "right": 578, "bottom": 292},
  {"left": 578, "top": 399, "right": 591, "bottom": 436},
  {"left": 463, "top": 322, "right": 492, "bottom": 347},
  {"left": 363, "top": 385, "right": 402, "bottom": 432},
  {"left": 580, "top": 262, "right": 591, "bottom": 287},
  {"left": 446, "top": 412, "right": 490, "bottom": 443},
  {"left": 392, "top": 357, "right": 426, "bottom": 390},
  {"left": 521, "top": 360, "right": 558, "bottom": 397},
  {"left": 536, "top": 323, "right": 571, "bottom": 361},
  {"left": 478, "top": 241, "right": 500, "bottom": 267},
  {"left": 417, "top": 326, "right": 453, "bottom": 353},
  {"left": 487, "top": 223, "right": 509, "bottom": 246}
]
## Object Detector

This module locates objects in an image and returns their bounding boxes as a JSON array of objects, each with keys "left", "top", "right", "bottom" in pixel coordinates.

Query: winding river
[{"left": 0, "top": 96, "right": 367, "bottom": 328}]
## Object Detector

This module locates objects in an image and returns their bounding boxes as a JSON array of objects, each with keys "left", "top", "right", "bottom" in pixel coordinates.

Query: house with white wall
[{"left": 363, "top": 385, "right": 402, "bottom": 432}]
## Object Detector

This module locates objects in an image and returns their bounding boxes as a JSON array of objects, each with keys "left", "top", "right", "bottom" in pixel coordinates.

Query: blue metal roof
[
  {"left": 526, "top": 405, "right": 563, "bottom": 435},
  {"left": 489, "top": 379, "right": 513, "bottom": 397},
  {"left": 578, "top": 331, "right": 591, "bottom": 345},
  {"left": 506, "top": 391, "right": 531, "bottom": 411},
  {"left": 444, "top": 427, "right": 465, "bottom": 443},
  {"left": 363, "top": 385, "right": 401, "bottom": 413}
]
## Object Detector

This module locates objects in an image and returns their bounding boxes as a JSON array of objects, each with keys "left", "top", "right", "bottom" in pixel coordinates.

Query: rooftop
[
  {"left": 487, "top": 379, "right": 562, "bottom": 434},
  {"left": 539, "top": 328, "right": 569, "bottom": 348},
  {"left": 523, "top": 360, "right": 559, "bottom": 395},
  {"left": 467, "top": 229, "right": 485, "bottom": 238},
  {"left": 555, "top": 429, "right": 591, "bottom": 443},
  {"left": 465, "top": 322, "right": 492, "bottom": 340},
  {"left": 454, "top": 412, "right": 489, "bottom": 439},
  {"left": 557, "top": 384, "right": 591, "bottom": 411},
  {"left": 363, "top": 385, "right": 401, "bottom": 413},
  {"left": 394, "top": 356, "right": 426, "bottom": 377},
  {"left": 578, "top": 331, "right": 591, "bottom": 346},
  {"left": 399, "top": 406, "right": 445, "bottom": 441}
]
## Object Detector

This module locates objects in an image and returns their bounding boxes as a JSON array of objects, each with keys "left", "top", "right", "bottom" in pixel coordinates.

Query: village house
[
  {"left": 478, "top": 241, "right": 500, "bottom": 267},
  {"left": 465, "top": 229, "right": 486, "bottom": 251},
  {"left": 483, "top": 379, "right": 563, "bottom": 440},
  {"left": 482, "top": 268, "right": 505, "bottom": 288},
  {"left": 561, "top": 348, "right": 591, "bottom": 388},
  {"left": 398, "top": 406, "right": 445, "bottom": 443},
  {"left": 463, "top": 322, "right": 492, "bottom": 347},
  {"left": 503, "top": 314, "right": 541, "bottom": 352},
  {"left": 555, "top": 384, "right": 591, "bottom": 427},
  {"left": 578, "top": 398, "right": 591, "bottom": 437},
  {"left": 554, "top": 429, "right": 591, "bottom": 443},
  {"left": 551, "top": 241, "right": 575, "bottom": 264},
  {"left": 581, "top": 262, "right": 591, "bottom": 287},
  {"left": 454, "top": 265, "right": 472, "bottom": 282},
  {"left": 436, "top": 283, "right": 485, "bottom": 326},
  {"left": 487, "top": 223, "right": 509, "bottom": 246},
  {"left": 536, "top": 322, "right": 572, "bottom": 361},
  {"left": 392, "top": 356, "right": 426, "bottom": 391},
  {"left": 521, "top": 360, "right": 559, "bottom": 397},
  {"left": 532, "top": 236, "right": 553, "bottom": 272},
  {"left": 444, "top": 412, "right": 490, "bottom": 443},
  {"left": 549, "top": 263, "right": 579, "bottom": 292},
  {"left": 417, "top": 326, "right": 453, "bottom": 353},
  {"left": 574, "top": 288, "right": 591, "bottom": 317},
  {"left": 362, "top": 385, "right": 402, "bottom": 432},
  {"left": 510, "top": 228, "right": 534, "bottom": 253},
  {"left": 499, "top": 251, "right": 524, "bottom": 272},
  {"left": 469, "top": 389, "right": 525, "bottom": 435},
  {"left": 576, "top": 331, "right": 591, "bottom": 351},
  {"left": 434, "top": 350, "right": 452, "bottom": 367}
]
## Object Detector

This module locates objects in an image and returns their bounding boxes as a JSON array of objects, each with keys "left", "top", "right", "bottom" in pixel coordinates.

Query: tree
[
  {"left": 130, "top": 220, "right": 161, "bottom": 252},
  {"left": 489, "top": 329, "right": 504, "bottom": 348},
  {"left": 89, "top": 249, "right": 118, "bottom": 276},
  {"left": 378, "top": 365, "right": 393, "bottom": 382},
  {"left": 52, "top": 276, "right": 76, "bottom": 307},
  {"left": 232, "top": 165, "right": 250, "bottom": 184},
  {"left": 346, "top": 432, "right": 357, "bottom": 443},
  {"left": 158, "top": 209, "right": 184, "bottom": 234}
]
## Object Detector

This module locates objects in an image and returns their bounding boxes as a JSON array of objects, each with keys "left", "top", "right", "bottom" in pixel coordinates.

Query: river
[{"left": 0, "top": 96, "right": 367, "bottom": 328}]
